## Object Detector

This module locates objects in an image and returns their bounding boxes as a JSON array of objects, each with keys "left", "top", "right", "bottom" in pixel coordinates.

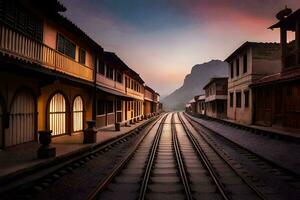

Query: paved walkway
[
  {"left": 187, "top": 113, "right": 300, "bottom": 175},
  {"left": 0, "top": 118, "right": 152, "bottom": 181},
  {"left": 223, "top": 118, "right": 300, "bottom": 139}
]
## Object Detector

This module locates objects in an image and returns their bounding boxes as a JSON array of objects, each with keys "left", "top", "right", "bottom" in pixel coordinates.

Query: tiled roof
[
  {"left": 203, "top": 77, "right": 228, "bottom": 90},
  {"left": 224, "top": 41, "right": 279, "bottom": 62}
]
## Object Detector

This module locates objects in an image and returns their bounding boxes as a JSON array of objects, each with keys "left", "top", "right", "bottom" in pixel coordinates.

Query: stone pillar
[
  {"left": 280, "top": 27, "right": 287, "bottom": 69},
  {"left": 115, "top": 122, "right": 121, "bottom": 131},
  {"left": 83, "top": 121, "right": 97, "bottom": 144}
]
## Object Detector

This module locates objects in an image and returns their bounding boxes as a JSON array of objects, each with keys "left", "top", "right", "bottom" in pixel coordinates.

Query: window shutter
[
  {"left": 65, "top": 39, "right": 76, "bottom": 59},
  {"left": 79, "top": 48, "right": 86, "bottom": 64},
  {"left": 57, "top": 34, "right": 65, "bottom": 54}
]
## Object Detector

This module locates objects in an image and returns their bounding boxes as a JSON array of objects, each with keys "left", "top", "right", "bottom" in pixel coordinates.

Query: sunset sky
[{"left": 60, "top": 0, "right": 300, "bottom": 97}]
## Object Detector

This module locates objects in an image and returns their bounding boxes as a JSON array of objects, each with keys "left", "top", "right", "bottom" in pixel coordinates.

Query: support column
[
  {"left": 280, "top": 27, "right": 287, "bottom": 69},
  {"left": 296, "top": 21, "right": 300, "bottom": 65}
]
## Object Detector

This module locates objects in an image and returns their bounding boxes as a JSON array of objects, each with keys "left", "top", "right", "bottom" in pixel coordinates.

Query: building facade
[
  {"left": 203, "top": 77, "right": 228, "bottom": 119},
  {"left": 144, "top": 86, "right": 160, "bottom": 117},
  {"left": 251, "top": 8, "right": 300, "bottom": 129},
  {"left": 0, "top": 0, "right": 101, "bottom": 148},
  {"left": 196, "top": 94, "right": 206, "bottom": 115},
  {"left": 96, "top": 52, "right": 145, "bottom": 128},
  {"left": 0, "top": 0, "right": 159, "bottom": 149},
  {"left": 225, "top": 42, "right": 281, "bottom": 125}
]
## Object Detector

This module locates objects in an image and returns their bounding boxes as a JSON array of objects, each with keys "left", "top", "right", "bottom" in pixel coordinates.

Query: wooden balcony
[
  {"left": 126, "top": 88, "right": 144, "bottom": 100},
  {"left": 96, "top": 74, "right": 126, "bottom": 93},
  {"left": 0, "top": 24, "right": 93, "bottom": 82}
]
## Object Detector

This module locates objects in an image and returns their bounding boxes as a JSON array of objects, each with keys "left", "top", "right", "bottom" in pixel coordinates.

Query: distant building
[
  {"left": 203, "top": 77, "right": 228, "bottom": 119},
  {"left": 96, "top": 52, "right": 145, "bottom": 127},
  {"left": 154, "top": 92, "right": 160, "bottom": 113},
  {"left": 144, "top": 86, "right": 159, "bottom": 117},
  {"left": 185, "top": 103, "right": 191, "bottom": 113},
  {"left": 196, "top": 94, "right": 206, "bottom": 115},
  {"left": 189, "top": 98, "right": 197, "bottom": 114},
  {"left": 251, "top": 8, "right": 300, "bottom": 129},
  {"left": 225, "top": 42, "right": 281, "bottom": 125},
  {"left": 158, "top": 102, "right": 163, "bottom": 112}
]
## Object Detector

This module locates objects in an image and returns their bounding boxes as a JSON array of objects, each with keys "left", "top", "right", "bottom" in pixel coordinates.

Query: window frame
[
  {"left": 236, "top": 92, "right": 241, "bottom": 108},
  {"left": 116, "top": 70, "right": 123, "bottom": 83},
  {"left": 106, "top": 100, "right": 114, "bottom": 113},
  {"left": 106, "top": 65, "right": 114, "bottom": 80},
  {"left": 98, "top": 63, "right": 105, "bottom": 75},
  {"left": 0, "top": 1, "right": 43, "bottom": 42},
  {"left": 79, "top": 48, "right": 86, "bottom": 65},
  {"left": 243, "top": 53, "right": 247, "bottom": 73},
  {"left": 236, "top": 58, "right": 240, "bottom": 77},
  {"left": 230, "top": 92, "right": 234, "bottom": 107},
  {"left": 230, "top": 62, "right": 234, "bottom": 78},
  {"left": 244, "top": 90, "right": 249, "bottom": 108},
  {"left": 97, "top": 100, "right": 106, "bottom": 116},
  {"left": 57, "top": 33, "right": 76, "bottom": 60}
]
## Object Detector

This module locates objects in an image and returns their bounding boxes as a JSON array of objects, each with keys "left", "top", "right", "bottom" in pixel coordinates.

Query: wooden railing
[
  {"left": 126, "top": 88, "right": 144, "bottom": 100},
  {"left": 0, "top": 24, "right": 93, "bottom": 82}
]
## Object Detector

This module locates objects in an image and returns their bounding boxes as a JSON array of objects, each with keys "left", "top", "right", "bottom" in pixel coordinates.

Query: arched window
[
  {"left": 7, "top": 90, "right": 35, "bottom": 146},
  {"left": 49, "top": 93, "right": 66, "bottom": 136},
  {"left": 73, "top": 96, "right": 83, "bottom": 132}
]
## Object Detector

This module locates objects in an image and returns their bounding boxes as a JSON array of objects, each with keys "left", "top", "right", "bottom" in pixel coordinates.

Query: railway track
[
  {"left": 91, "top": 112, "right": 265, "bottom": 200},
  {"left": 1, "top": 115, "right": 162, "bottom": 200},
  {"left": 183, "top": 112, "right": 300, "bottom": 200},
  {"left": 89, "top": 113, "right": 169, "bottom": 200},
  {"left": 11, "top": 111, "right": 296, "bottom": 199},
  {"left": 178, "top": 112, "right": 264, "bottom": 200}
]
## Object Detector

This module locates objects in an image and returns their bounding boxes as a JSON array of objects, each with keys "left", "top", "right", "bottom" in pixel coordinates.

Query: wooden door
[
  {"left": 254, "top": 87, "right": 272, "bottom": 126},
  {"left": 6, "top": 91, "right": 35, "bottom": 147},
  {"left": 284, "top": 83, "right": 300, "bottom": 128}
]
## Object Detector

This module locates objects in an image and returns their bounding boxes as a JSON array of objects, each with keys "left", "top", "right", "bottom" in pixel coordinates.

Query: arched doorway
[
  {"left": 6, "top": 90, "right": 36, "bottom": 147},
  {"left": 73, "top": 96, "right": 83, "bottom": 132},
  {"left": 49, "top": 93, "right": 66, "bottom": 136}
]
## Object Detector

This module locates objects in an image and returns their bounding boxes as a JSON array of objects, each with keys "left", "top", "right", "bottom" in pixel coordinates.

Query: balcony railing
[
  {"left": 0, "top": 24, "right": 93, "bottom": 82},
  {"left": 126, "top": 88, "right": 144, "bottom": 100}
]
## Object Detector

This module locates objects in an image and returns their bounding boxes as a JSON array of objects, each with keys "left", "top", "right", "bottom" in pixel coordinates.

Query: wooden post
[
  {"left": 280, "top": 27, "right": 287, "bottom": 69},
  {"left": 296, "top": 21, "right": 300, "bottom": 65}
]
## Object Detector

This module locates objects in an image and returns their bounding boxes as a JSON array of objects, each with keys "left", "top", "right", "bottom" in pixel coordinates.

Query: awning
[{"left": 97, "top": 86, "right": 132, "bottom": 100}]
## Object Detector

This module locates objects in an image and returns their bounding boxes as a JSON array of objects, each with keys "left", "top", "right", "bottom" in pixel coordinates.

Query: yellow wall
[
  {"left": 38, "top": 82, "right": 93, "bottom": 132},
  {"left": 43, "top": 19, "right": 94, "bottom": 69}
]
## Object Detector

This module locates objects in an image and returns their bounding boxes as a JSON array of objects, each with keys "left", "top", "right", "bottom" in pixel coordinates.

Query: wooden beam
[{"left": 280, "top": 27, "right": 287, "bottom": 69}]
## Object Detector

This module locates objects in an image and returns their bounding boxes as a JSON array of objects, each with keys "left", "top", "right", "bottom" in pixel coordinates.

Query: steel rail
[
  {"left": 87, "top": 113, "right": 167, "bottom": 200},
  {"left": 181, "top": 112, "right": 267, "bottom": 200},
  {"left": 177, "top": 112, "right": 231, "bottom": 200},
  {"left": 137, "top": 113, "right": 169, "bottom": 200},
  {"left": 184, "top": 112, "right": 300, "bottom": 179},
  {"left": 171, "top": 113, "right": 193, "bottom": 200}
]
